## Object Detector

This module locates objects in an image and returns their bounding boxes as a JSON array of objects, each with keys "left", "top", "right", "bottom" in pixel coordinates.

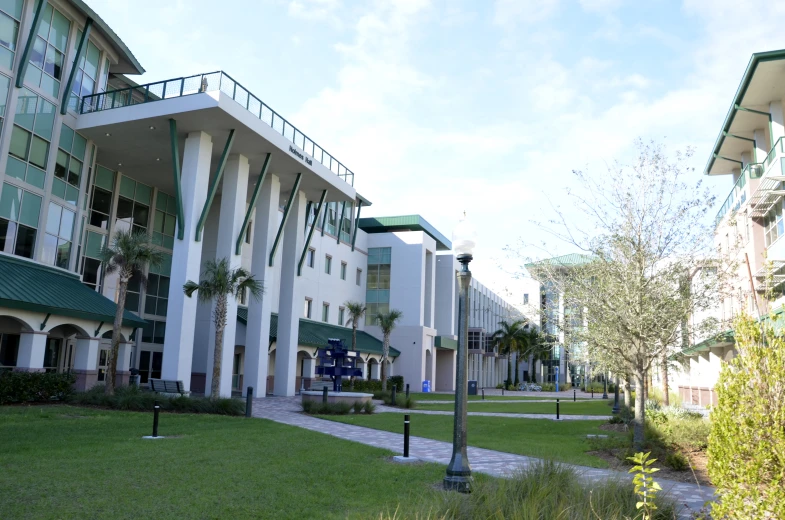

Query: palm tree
[
  {"left": 376, "top": 309, "right": 403, "bottom": 391},
  {"left": 184, "top": 258, "right": 262, "bottom": 398},
  {"left": 518, "top": 327, "right": 546, "bottom": 384},
  {"left": 492, "top": 320, "right": 527, "bottom": 388},
  {"left": 98, "top": 229, "right": 165, "bottom": 396},
  {"left": 344, "top": 301, "right": 367, "bottom": 352}
]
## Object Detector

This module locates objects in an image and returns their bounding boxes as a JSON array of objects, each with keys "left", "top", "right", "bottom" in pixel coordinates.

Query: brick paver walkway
[{"left": 252, "top": 396, "right": 715, "bottom": 518}]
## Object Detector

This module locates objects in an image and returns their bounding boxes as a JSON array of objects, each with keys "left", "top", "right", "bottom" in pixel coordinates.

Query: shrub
[
  {"left": 664, "top": 451, "right": 689, "bottom": 471},
  {"left": 0, "top": 371, "right": 76, "bottom": 404},
  {"left": 68, "top": 385, "right": 244, "bottom": 415},
  {"left": 540, "top": 383, "right": 555, "bottom": 391},
  {"left": 301, "top": 400, "right": 371, "bottom": 415},
  {"left": 708, "top": 315, "right": 785, "bottom": 520},
  {"left": 347, "top": 375, "right": 404, "bottom": 393}
]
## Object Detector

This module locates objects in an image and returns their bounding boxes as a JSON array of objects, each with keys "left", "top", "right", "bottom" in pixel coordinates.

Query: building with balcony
[{"left": 0, "top": 0, "right": 521, "bottom": 397}]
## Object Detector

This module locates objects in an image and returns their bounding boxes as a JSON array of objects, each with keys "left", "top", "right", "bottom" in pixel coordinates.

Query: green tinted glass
[
  {"left": 58, "top": 123, "right": 74, "bottom": 151},
  {"left": 19, "top": 190, "right": 41, "bottom": 227},
  {"left": 0, "top": 0, "right": 24, "bottom": 19},
  {"left": 0, "top": 182, "right": 21, "bottom": 220}
]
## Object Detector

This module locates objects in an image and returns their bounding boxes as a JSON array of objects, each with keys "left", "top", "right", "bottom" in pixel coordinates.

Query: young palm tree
[
  {"left": 492, "top": 319, "right": 527, "bottom": 388},
  {"left": 184, "top": 258, "right": 262, "bottom": 398},
  {"left": 518, "top": 327, "right": 545, "bottom": 384},
  {"left": 376, "top": 309, "right": 403, "bottom": 391},
  {"left": 344, "top": 301, "right": 367, "bottom": 352},
  {"left": 98, "top": 229, "right": 165, "bottom": 396}
]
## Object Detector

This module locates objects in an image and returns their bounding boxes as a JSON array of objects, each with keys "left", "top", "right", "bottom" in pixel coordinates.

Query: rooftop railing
[
  {"left": 715, "top": 162, "right": 763, "bottom": 228},
  {"left": 80, "top": 71, "right": 355, "bottom": 186}
]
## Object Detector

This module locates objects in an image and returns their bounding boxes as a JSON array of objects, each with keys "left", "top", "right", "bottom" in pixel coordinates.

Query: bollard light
[
  {"left": 392, "top": 385, "right": 397, "bottom": 407},
  {"left": 556, "top": 398, "right": 560, "bottom": 420},
  {"left": 152, "top": 400, "right": 161, "bottom": 438},
  {"left": 403, "top": 414, "right": 411, "bottom": 458},
  {"left": 406, "top": 383, "right": 410, "bottom": 398},
  {"left": 322, "top": 386, "right": 328, "bottom": 403},
  {"left": 245, "top": 386, "right": 254, "bottom": 418}
]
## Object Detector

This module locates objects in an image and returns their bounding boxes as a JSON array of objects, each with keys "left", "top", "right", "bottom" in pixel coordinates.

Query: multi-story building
[{"left": 0, "top": 0, "right": 519, "bottom": 396}]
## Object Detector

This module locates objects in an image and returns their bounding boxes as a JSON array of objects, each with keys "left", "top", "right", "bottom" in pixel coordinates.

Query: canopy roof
[{"left": 358, "top": 215, "right": 452, "bottom": 251}]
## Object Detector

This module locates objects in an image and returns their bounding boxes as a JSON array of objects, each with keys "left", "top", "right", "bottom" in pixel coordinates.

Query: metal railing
[
  {"left": 715, "top": 162, "right": 763, "bottom": 228},
  {"left": 764, "top": 136, "right": 785, "bottom": 169},
  {"left": 80, "top": 71, "right": 355, "bottom": 186}
]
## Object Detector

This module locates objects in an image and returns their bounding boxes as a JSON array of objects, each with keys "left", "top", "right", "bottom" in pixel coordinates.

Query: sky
[{"left": 85, "top": 0, "right": 785, "bottom": 307}]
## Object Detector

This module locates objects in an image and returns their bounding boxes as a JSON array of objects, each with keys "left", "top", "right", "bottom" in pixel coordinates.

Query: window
[
  {"left": 141, "top": 319, "right": 166, "bottom": 344},
  {"left": 7, "top": 88, "right": 55, "bottom": 189},
  {"left": 124, "top": 272, "right": 142, "bottom": 313},
  {"left": 356, "top": 268, "right": 362, "bottom": 286},
  {"left": 66, "top": 36, "right": 100, "bottom": 111},
  {"left": 0, "top": 332, "right": 20, "bottom": 368},
  {"left": 304, "top": 298, "right": 312, "bottom": 319},
  {"left": 340, "top": 261, "right": 347, "bottom": 280},
  {"left": 152, "top": 191, "right": 177, "bottom": 249},
  {"left": 339, "top": 202, "right": 353, "bottom": 242},
  {"left": 0, "top": 73, "right": 9, "bottom": 134},
  {"left": 0, "top": 0, "right": 22, "bottom": 70},
  {"left": 322, "top": 302, "right": 329, "bottom": 322},
  {"left": 338, "top": 307, "right": 345, "bottom": 327},
  {"left": 80, "top": 230, "right": 105, "bottom": 292},
  {"left": 88, "top": 165, "right": 114, "bottom": 229},
  {"left": 52, "top": 124, "right": 87, "bottom": 206},
  {"left": 143, "top": 254, "right": 172, "bottom": 315},
  {"left": 137, "top": 350, "right": 162, "bottom": 383},
  {"left": 0, "top": 182, "right": 41, "bottom": 258},
  {"left": 523, "top": 293, "right": 529, "bottom": 305},
  {"left": 326, "top": 202, "right": 337, "bottom": 235},
  {"left": 245, "top": 220, "right": 252, "bottom": 244},
  {"left": 306, "top": 248, "right": 315, "bottom": 268},
  {"left": 239, "top": 287, "right": 247, "bottom": 305},
  {"left": 25, "top": 3, "right": 70, "bottom": 98},
  {"left": 764, "top": 199, "right": 784, "bottom": 247},
  {"left": 42, "top": 202, "right": 74, "bottom": 268},
  {"left": 366, "top": 247, "right": 391, "bottom": 325},
  {"left": 115, "top": 175, "right": 151, "bottom": 233},
  {"left": 325, "top": 255, "right": 332, "bottom": 274}
]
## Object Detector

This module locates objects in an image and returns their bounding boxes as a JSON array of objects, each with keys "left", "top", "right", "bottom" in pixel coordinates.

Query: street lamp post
[
  {"left": 444, "top": 213, "right": 476, "bottom": 493},
  {"left": 612, "top": 375, "right": 620, "bottom": 414},
  {"left": 602, "top": 370, "right": 609, "bottom": 399}
]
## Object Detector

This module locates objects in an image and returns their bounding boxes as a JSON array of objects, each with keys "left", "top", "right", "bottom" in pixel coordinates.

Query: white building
[{"left": 0, "top": 0, "right": 520, "bottom": 397}]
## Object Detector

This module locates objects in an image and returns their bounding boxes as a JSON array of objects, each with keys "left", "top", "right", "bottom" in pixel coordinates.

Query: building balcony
[
  {"left": 715, "top": 162, "right": 763, "bottom": 228},
  {"left": 79, "top": 71, "right": 355, "bottom": 187}
]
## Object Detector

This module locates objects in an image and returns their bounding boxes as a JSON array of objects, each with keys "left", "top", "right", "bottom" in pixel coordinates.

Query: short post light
[
  {"left": 444, "top": 212, "right": 476, "bottom": 492},
  {"left": 602, "top": 369, "right": 609, "bottom": 400},
  {"left": 612, "top": 375, "right": 620, "bottom": 414}
]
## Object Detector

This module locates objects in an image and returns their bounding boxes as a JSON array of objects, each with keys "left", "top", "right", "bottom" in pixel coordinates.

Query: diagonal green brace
[
  {"left": 336, "top": 201, "right": 346, "bottom": 244},
  {"left": 735, "top": 104, "right": 774, "bottom": 147},
  {"left": 16, "top": 0, "right": 47, "bottom": 89},
  {"left": 269, "top": 173, "right": 303, "bottom": 267},
  {"left": 61, "top": 18, "right": 93, "bottom": 115},
  {"left": 321, "top": 201, "right": 330, "bottom": 236},
  {"left": 235, "top": 153, "right": 271, "bottom": 255},
  {"left": 168, "top": 119, "right": 185, "bottom": 240},
  {"left": 351, "top": 200, "right": 363, "bottom": 251},
  {"left": 303, "top": 201, "right": 312, "bottom": 235},
  {"left": 298, "top": 190, "right": 328, "bottom": 276},
  {"left": 714, "top": 153, "right": 743, "bottom": 166},
  {"left": 195, "top": 129, "right": 236, "bottom": 241}
]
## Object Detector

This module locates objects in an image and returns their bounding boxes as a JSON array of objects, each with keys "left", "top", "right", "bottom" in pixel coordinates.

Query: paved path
[
  {"left": 376, "top": 403, "right": 612, "bottom": 421},
  {"left": 252, "top": 397, "right": 714, "bottom": 518}
]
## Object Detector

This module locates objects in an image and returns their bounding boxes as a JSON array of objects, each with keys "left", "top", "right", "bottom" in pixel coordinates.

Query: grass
[
  {"left": 319, "top": 412, "right": 618, "bottom": 468},
  {"left": 409, "top": 392, "right": 596, "bottom": 402},
  {"left": 0, "top": 405, "right": 449, "bottom": 519},
  {"left": 416, "top": 399, "right": 613, "bottom": 415}
]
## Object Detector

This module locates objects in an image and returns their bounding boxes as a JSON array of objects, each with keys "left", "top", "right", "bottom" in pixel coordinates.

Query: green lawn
[
  {"left": 0, "top": 406, "right": 456, "bottom": 519},
  {"left": 409, "top": 392, "right": 595, "bottom": 402},
  {"left": 319, "top": 412, "right": 618, "bottom": 468},
  {"left": 416, "top": 399, "right": 614, "bottom": 415}
]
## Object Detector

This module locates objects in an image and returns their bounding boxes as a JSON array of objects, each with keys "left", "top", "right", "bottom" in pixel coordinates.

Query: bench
[{"left": 149, "top": 378, "right": 187, "bottom": 395}]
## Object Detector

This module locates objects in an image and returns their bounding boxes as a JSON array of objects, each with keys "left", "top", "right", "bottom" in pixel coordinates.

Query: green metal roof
[
  {"left": 0, "top": 254, "right": 147, "bottom": 328},
  {"left": 237, "top": 307, "right": 400, "bottom": 357},
  {"left": 677, "top": 329, "right": 735, "bottom": 358},
  {"left": 358, "top": 215, "right": 452, "bottom": 251},
  {"left": 71, "top": 0, "right": 145, "bottom": 75},
  {"left": 435, "top": 335, "right": 457, "bottom": 350},
  {"left": 525, "top": 253, "right": 593, "bottom": 269}
]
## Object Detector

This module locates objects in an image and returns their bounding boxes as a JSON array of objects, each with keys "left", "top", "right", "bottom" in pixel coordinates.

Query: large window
[
  {"left": 125, "top": 272, "right": 141, "bottom": 313},
  {"left": 145, "top": 255, "right": 172, "bottom": 317},
  {"left": 764, "top": 199, "right": 784, "bottom": 247},
  {"left": 115, "top": 175, "right": 151, "bottom": 233},
  {"left": 322, "top": 302, "right": 329, "bottom": 322},
  {"left": 25, "top": 3, "right": 70, "bottom": 98},
  {"left": 138, "top": 350, "right": 162, "bottom": 383},
  {"left": 42, "top": 202, "right": 74, "bottom": 268},
  {"left": 53, "top": 124, "right": 87, "bottom": 206},
  {"left": 0, "top": 0, "right": 22, "bottom": 70},
  {"left": 80, "top": 230, "right": 105, "bottom": 292},
  {"left": 141, "top": 319, "right": 166, "bottom": 344},
  {"left": 88, "top": 166, "right": 115, "bottom": 229},
  {"left": 8, "top": 88, "right": 54, "bottom": 189},
  {"left": 365, "top": 247, "right": 391, "bottom": 325},
  {"left": 0, "top": 333, "right": 20, "bottom": 369},
  {"left": 152, "top": 192, "right": 177, "bottom": 249},
  {"left": 0, "top": 182, "right": 41, "bottom": 258},
  {"left": 66, "top": 35, "right": 99, "bottom": 111}
]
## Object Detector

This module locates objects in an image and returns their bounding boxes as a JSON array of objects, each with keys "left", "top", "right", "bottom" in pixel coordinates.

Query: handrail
[
  {"left": 714, "top": 162, "right": 763, "bottom": 228},
  {"left": 80, "top": 71, "right": 355, "bottom": 186},
  {"left": 764, "top": 136, "right": 785, "bottom": 168}
]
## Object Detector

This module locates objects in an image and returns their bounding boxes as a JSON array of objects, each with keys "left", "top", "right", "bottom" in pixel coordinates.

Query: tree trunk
[
  {"left": 643, "top": 371, "right": 649, "bottom": 402},
  {"left": 211, "top": 295, "right": 228, "bottom": 399},
  {"left": 623, "top": 375, "right": 631, "bottom": 409},
  {"left": 352, "top": 323, "right": 357, "bottom": 351},
  {"left": 506, "top": 357, "right": 512, "bottom": 387},
  {"left": 381, "top": 335, "right": 389, "bottom": 391},
  {"left": 105, "top": 272, "right": 130, "bottom": 396},
  {"left": 633, "top": 370, "right": 646, "bottom": 450},
  {"left": 661, "top": 352, "right": 669, "bottom": 406},
  {"left": 528, "top": 354, "right": 534, "bottom": 382}
]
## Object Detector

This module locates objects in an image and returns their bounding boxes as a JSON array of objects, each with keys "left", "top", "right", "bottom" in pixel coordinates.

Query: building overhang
[
  {"left": 71, "top": 0, "right": 144, "bottom": 75},
  {"left": 357, "top": 215, "right": 452, "bottom": 251},
  {"left": 706, "top": 49, "right": 785, "bottom": 176}
]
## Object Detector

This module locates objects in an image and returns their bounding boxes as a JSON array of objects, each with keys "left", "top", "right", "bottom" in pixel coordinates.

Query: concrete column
[
  {"left": 243, "top": 173, "right": 281, "bottom": 398},
  {"left": 15, "top": 332, "right": 48, "bottom": 370},
  {"left": 274, "top": 188, "right": 307, "bottom": 396},
  {"left": 302, "top": 356, "right": 316, "bottom": 378},
  {"left": 205, "top": 154, "right": 249, "bottom": 398},
  {"left": 116, "top": 342, "right": 133, "bottom": 386},
  {"left": 73, "top": 336, "right": 100, "bottom": 391},
  {"left": 755, "top": 129, "right": 769, "bottom": 162},
  {"left": 356, "top": 360, "right": 366, "bottom": 379},
  {"left": 370, "top": 361, "right": 381, "bottom": 380},
  {"left": 770, "top": 101, "right": 785, "bottom": 144},
  {"left": 161, "top": 131, "right": 213, "bottom": 391}
]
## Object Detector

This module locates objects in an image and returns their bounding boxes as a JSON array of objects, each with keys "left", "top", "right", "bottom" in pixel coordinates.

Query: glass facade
[
  {"left": 8, "top": 88, "right": 55, "bottom": 189},
  {"left": 0, "top": 0, "right": 23, "bottom": 70},
  {"left": 53, "top": 123, "right": 87, "bottom": 206},
  {"left": 365, "top": 247, "right": 391, "bottom": 325},
  {"left": 24, "top": 3, "right": 70, "bottom": 98},
  {"left": 0, "top": 182, "right": 41, "bottom": 258}
]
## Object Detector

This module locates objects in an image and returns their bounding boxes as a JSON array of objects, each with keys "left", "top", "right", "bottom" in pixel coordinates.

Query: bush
[
  {"left": 346, "top": 375, "right": 404, "bottom": 393},
  {"left": 301, "top": 399, "right": 373, "bottom": 415},
  {"left": 708, "top": 315, "right": 785, "bottom": 520},
  {"left": 0, "top": 371, "right": 76, "bottom": 404},
  {"left": 374, "top": 390, "right": 417, "bottom": 409},
  {"left": 665, "top": 451, "right": 689, "bottom": 471},
  {"left": 540, "top": 383, "right": 555, "bottom": 391},
  {"left": 68, "top": 385, "right": 244, "bottom": 415}
]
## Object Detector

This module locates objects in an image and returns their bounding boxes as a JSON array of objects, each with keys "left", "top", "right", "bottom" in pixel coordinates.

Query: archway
[
  {"left": 0, "top": 315, "right": 34, "bottom": 369},
  {"left": 45, "top": 324, "right": 89, "bottom": 374},
  {"left": 267, "top": 348, "right": 276, "bottom": 394},
  {"left": 296, "top": 350, "right": 312, "bottom": 391},
  {"left": 367, "top": 358, "right": 378, "bottom": 380}
]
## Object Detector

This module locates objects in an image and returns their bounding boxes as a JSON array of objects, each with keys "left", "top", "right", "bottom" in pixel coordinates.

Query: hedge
[
  {"left": 344, "top": 375, "right": 403, "bottom": 393},
  {"left": 69, "top": 384, "right": 244, "bottom": 415},
  {"left": 0, "top": 371, "right": 76, "bottom": 404}
]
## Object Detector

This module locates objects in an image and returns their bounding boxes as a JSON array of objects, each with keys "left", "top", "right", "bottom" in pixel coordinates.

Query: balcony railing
[
  {"left": 715, "top": 162, "right": 763, "bottom": 227},
  {"left": 764, "top": 136, "right": 785, "bottom": 170},
  {"left": 80, "top": 71, "right": 355, "bottom": 186}
]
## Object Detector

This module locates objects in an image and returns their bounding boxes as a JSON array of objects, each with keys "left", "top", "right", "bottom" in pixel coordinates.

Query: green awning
[
  {"left": 358, "top": 215, "right": 451, "bottom": 251},
  {"left": 237, "top": 307, "right": 400, "bottom": 357},
  {"left": 0, "top": 254, "right": 147, "bottom": 328},
  {"left": 435, "top": 335, "right": 457, "bottom": 350}
]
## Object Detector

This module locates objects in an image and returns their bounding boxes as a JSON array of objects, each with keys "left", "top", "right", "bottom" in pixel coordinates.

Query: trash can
[
  {"left": 468, "top": 380, "right": 477, "bottom": 395},
  {"left": 422, "top": 380, "right": 431, "bottom": 393}
]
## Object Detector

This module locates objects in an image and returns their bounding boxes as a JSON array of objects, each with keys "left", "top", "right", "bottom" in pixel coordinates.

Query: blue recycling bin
[{"left": 422, "top": 380, "right": 431, "bottom": 393}]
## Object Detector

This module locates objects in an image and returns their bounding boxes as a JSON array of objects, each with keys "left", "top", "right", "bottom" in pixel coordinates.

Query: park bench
[{"left": 149, "top": 378, "right": 187, "bottom": 395}]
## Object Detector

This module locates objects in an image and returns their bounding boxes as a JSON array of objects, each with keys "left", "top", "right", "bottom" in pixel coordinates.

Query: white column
[
  {"left": 356, "top": 360, "right": 366, "bottom": 379},
  {"left": 205, "top": 155, "right": 249, "bottom": 398},
  {"left": 243, "top": 173, "right": 281, "bottom": 398},
  {"left": 73, "top": 336, "right": 100, "bottom": 391},
  {"left": 755, "top": 128, "right": 768, "bottom": 162},
  {"left": 15, "top": 332, "right": 47, "bottom": 370},
  {"left": 274, "top": 189, "right": 307, "bottom": 396},
  {"left": 302, "top": 356, "right": 316, "bottom": 378},
  {"left": 771, "top": 101, "right": 785, "bottom": 144},
  {"left": 162, "top": 131, "right": 213, "bottom": 391},
  {"left": 116, "top": 341, "right": 133, "bottom": 385},
  {"left": 371, "top": 361, "right": 381, "bottom": 380}
]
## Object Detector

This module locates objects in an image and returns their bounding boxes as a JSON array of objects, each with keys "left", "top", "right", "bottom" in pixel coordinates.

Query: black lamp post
[
  {"left": 602, "top": 370, "right": 608, "bottom": 399},
  {"left": 612, "top": 375, "right": 620, "bottom": 414},
  {"left": 444, "top": 214, "right": 475, "bottom": 493}
]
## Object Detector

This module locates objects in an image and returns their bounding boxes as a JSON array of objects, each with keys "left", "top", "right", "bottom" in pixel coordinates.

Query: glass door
[
  {"left": 43, "top": 339, "right": 61, "bottom": 373},
  {"left": 58, "top": 339, "right": 75, "bottom": 373},
  {"left": 97, "top": 348, "right": 109, "bottom": 382}
]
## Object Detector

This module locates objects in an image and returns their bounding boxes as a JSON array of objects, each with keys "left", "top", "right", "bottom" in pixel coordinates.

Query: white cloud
[
  {"left": 493, "top": 0, "right": 560, "bottom": 26},
  {"left": 288, "top": 0, "right": 342, "bottom": 25},
  {"left": 579, "top": 0, "right": 622, "bottom": 13}
]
